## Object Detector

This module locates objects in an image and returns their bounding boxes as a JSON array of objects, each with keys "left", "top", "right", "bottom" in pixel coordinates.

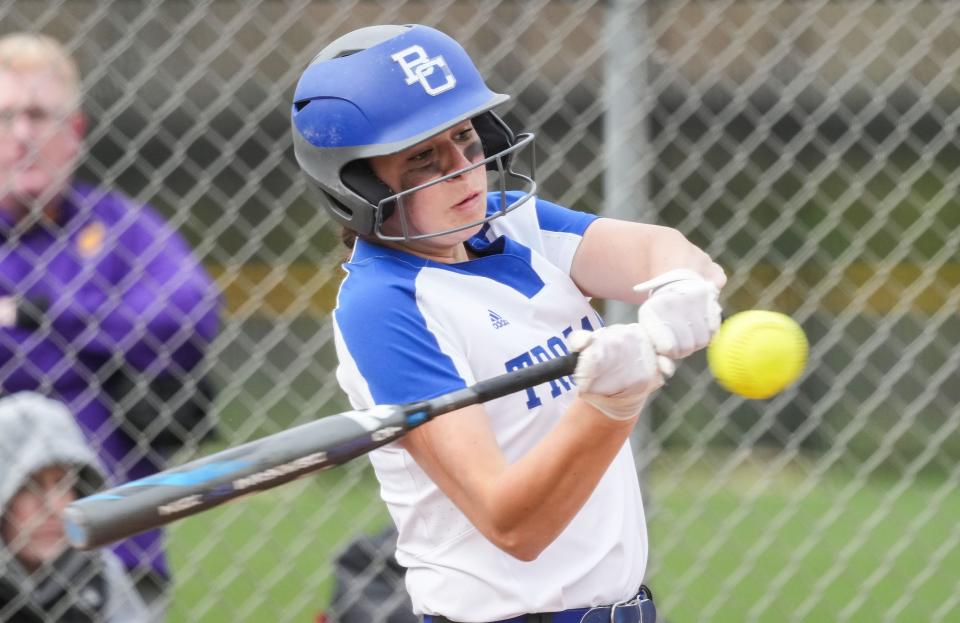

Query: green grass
[
  {"left": 165, "top": 455, "right": 959, "bottom": 623},
  {"left": 646, "top": 458, "right": 960, "bottom": 622},
  {"left": 166, "top": 463, "right": 390, "bottom": 622}
]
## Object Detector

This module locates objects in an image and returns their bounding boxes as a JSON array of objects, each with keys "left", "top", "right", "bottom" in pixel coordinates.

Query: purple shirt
[{"left": 0, "top": 181, "right": 221, "bottom": 577}]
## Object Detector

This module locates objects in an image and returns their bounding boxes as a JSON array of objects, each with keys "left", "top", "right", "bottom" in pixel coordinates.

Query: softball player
[{"left": 292, "top": 24, "right": 724, "bottom": 623}]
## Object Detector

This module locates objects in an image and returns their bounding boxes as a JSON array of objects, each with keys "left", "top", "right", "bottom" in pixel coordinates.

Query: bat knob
[{"left": 62, "top": 505, "right": 92, "bottom": 549}]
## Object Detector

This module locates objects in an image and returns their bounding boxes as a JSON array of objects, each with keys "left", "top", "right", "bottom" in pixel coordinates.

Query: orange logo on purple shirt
[{"left": 77, "top": 222, "right": 105, "bottom": 257}]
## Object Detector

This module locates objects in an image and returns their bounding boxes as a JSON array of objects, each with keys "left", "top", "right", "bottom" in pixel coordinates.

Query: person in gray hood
[{"left": 0, "top": 392, "right": 149, "bottom": 622}]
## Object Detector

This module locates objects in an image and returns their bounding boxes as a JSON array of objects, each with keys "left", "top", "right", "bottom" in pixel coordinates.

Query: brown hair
[{"left": 341, "top": 227, "right": 358, "bottom": 249}]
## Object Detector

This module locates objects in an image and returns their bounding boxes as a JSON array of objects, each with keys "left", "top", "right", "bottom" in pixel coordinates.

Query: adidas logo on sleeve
[{"left": 488, "top": 309, "right": 509, "bottom": 329}]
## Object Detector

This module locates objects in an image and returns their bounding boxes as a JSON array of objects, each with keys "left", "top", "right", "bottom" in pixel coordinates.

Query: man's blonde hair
[{"left": 0, "top": 32, "right": 81, "bottom": 107}]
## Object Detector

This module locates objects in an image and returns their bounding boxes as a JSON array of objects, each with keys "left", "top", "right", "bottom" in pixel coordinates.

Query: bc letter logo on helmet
[{"left": 391, "top": 45, "right": 457, "bottom": 96}]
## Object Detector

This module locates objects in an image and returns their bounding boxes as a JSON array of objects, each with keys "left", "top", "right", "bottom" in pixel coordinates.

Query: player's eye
[
  {"left": 408, "top": 149, "right": 433, "bottom": 163},
  {"left": 454, "top": 128, "right": 474, "bottom": 142}
]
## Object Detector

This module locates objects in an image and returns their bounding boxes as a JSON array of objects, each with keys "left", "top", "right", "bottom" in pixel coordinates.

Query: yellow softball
[{"left": 707, "top": 310, "right": 808, "bottom": 399}]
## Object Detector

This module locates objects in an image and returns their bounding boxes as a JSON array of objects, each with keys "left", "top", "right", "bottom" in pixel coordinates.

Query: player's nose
[{"left": 441, "top": 142, "right": 476, "bottom": 179}]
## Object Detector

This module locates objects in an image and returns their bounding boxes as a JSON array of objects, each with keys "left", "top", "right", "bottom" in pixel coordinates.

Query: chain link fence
[{"left": 1, "top": 0, "right": 958, "bottom": 621}]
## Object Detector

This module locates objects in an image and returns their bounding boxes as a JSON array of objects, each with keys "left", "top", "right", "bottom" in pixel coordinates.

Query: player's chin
[{"left": 461, "top": 220, "right": 485, "bottom": 239}]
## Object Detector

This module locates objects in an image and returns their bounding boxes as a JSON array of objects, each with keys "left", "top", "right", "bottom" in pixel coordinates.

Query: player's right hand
[
  {"left": 568, "top": 324, "right": 666, "bottom": 421},
  {"left": 634, "top": 268, "right": 722, "bottom": 360}
]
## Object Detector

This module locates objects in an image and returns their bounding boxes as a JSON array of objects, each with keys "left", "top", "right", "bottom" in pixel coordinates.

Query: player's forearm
[
  {"left": 482, "top": 398, "right": 641, "bottom": 560},
  {"left": 572, "top": 218, "right": 724, "bottom": 302},
  {"left": 403, "top": 381, "right": 648, "bottom": 561}
]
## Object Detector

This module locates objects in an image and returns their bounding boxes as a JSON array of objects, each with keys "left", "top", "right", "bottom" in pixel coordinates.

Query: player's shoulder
[{"left": 335, "top": 241, "right": 426, "bottom": 314}]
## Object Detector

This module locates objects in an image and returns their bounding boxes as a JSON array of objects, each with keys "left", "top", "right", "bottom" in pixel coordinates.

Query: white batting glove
[
  {"left": 568, "top": 325, "right": 665, "bottom": 421},
  {"left": 634, "top": 269, "right": 722, "bottom": 360}
]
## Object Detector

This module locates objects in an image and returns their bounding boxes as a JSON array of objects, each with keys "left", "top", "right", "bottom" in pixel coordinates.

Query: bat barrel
[{"left": 65, "top": 405, "right": 407, "bottom": 549}]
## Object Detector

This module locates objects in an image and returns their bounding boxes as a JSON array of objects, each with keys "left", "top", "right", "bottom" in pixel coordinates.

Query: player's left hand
[{"left": 634, "top": 268, "right": 722, "bottom": 360}]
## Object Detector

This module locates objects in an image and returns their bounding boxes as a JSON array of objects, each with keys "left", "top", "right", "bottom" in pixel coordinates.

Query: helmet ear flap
[
  {"left": 341, "top": 160, "right": 399, "bottom": 222},
  {"left": 473, "top": 111, "right": 516, "bottom": 170}
]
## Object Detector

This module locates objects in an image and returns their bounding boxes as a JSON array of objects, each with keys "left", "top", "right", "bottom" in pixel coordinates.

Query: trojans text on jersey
[{"left": 504, "top": 315, "right": 596, "bottom": 409}]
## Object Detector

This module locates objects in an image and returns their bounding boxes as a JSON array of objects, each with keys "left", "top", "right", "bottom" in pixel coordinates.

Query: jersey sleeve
[
  {"left": 333, "top": 272, "right": 472, "bottom": 408},
  {"left": 532, "top": 197, "right": 598, "bottom": 274}
]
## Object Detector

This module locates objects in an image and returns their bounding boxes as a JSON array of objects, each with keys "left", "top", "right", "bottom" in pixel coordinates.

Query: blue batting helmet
[{"left": 291, "top": 24, "right": 535, "bottom": 240}]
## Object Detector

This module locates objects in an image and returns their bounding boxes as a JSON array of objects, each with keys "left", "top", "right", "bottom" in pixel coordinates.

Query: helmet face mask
[
  {"left": 372, "top": 131, "right": 536, "bottom": 242},
  {"left": 291, "top": 24, "right": 537, "bottom": 242}
]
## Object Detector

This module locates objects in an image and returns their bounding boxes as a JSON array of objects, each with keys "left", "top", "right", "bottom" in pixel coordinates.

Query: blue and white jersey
[{"left": 333, "top": 192, "right": 647, "bottom": 620}]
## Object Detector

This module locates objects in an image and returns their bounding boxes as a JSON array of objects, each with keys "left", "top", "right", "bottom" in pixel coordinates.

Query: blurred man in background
[
  {"left": 0, "top": 32, "right": 221, "bottom": 620},
  {"left": 0, "top": 392, "right": 150, "bottom": 623}
]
